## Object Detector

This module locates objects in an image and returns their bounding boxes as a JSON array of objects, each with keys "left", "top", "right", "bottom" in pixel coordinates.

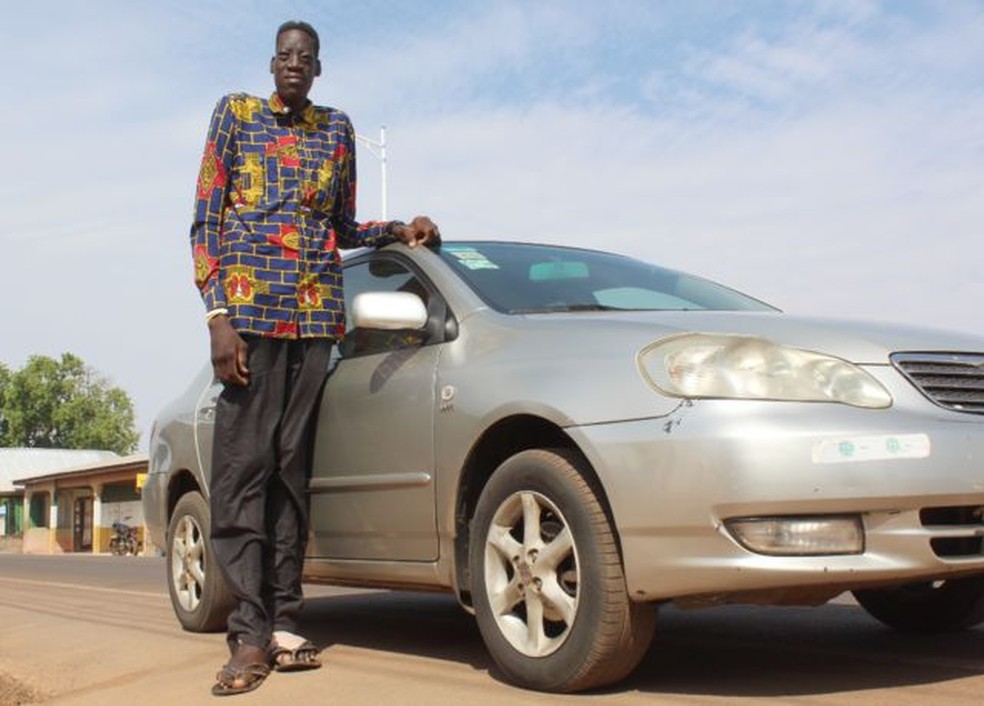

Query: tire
[
  {"left": 166, "top": 491, "right": 235, "bottom": 632},
  {"left": 469, "top": 448, "right": 656, "bottom": 693},
  {"left": 109, "top": 537, "right": 124, "bottom": 556},
  {"left": 853, "top": 576, "right": 984, "bottom": 632}
]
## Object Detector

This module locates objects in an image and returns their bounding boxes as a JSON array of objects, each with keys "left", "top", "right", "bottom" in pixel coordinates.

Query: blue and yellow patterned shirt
[{"left": 190, "top": 92, "right": 394, "bottom": 339}]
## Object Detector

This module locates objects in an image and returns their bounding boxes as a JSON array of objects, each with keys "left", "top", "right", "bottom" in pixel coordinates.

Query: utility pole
[{"left": 355, "top": 126, "right": 387, "bottom": 220}]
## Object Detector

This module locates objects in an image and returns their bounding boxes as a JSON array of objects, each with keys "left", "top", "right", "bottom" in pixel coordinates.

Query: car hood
[{"left": 523, "top": 310, "right": 984, "bottom": 365}]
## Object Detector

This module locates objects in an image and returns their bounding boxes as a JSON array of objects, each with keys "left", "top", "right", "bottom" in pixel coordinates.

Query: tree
[
  {"left": 0, "top": 361, "right": 10, "bottom": 442},
  {"left": 0, "top": 353, "right": 139, "bottom": 454}
]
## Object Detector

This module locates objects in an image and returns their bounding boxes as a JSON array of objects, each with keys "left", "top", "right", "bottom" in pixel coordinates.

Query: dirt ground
[
  {"left": 0, "top": 672, "right": 44, "bottom": 706},
  {"left": 2, "top": 555, "right": 983, "bottom": 705}
]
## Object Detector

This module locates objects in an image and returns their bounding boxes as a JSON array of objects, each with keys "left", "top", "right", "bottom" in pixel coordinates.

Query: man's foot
[
  {"left": 212, "top": 643, "right": 271, "bottom": 696},
  {"left": 269, "top": 631, "right": 322, "bottom": 672}
]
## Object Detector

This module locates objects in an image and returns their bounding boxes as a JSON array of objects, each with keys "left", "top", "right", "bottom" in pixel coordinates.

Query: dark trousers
[{"left": 209, "top": 336, "right": 332, "bottom": 652}]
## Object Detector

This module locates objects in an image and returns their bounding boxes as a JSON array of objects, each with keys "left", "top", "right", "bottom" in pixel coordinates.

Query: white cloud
[{"left": 0, "top": 0, "right": 981, "bottom": 442}]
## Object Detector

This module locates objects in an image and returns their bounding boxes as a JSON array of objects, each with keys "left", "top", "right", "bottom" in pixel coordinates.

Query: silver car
[{"left": 144, "top": 240, "right": 984, "bottom": 693}]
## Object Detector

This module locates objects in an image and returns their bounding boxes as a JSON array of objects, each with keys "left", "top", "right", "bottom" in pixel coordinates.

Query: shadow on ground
[{"left": 298, "top": 591, "right": 984, "bottom": 698}]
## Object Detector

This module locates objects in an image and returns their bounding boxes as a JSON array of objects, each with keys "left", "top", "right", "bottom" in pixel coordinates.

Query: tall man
[{"left": 190, "top": 20, "right": 439, "bottom": 696}]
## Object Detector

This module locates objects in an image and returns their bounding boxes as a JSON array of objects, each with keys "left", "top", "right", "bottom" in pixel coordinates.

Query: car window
[
  {"left": 341, "top": 258, "right": 431, "bottom": 358},
  {"left": 437, "top": 242, "right": 776, "bottom": 314}
]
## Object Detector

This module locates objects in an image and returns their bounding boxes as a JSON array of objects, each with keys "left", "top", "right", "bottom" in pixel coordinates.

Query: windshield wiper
[{"left": 511, "top": 303, "right": 624, "bottom": 314}]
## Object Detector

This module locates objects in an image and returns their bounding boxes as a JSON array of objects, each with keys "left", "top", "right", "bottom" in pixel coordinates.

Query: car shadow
[
  {"left": 298, "top": 590, "right": 488, "bottom": 671},
  {"left": 622, "top": 602, "right": 984, "bottom": 698},
  {"left": 298, "top": 591, "right": 984, "bottom": 697}
]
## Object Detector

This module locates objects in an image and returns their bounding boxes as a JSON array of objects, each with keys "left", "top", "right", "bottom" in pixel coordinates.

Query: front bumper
[{"left": 570, "top": 391, "right": 984, "bottom": 604}]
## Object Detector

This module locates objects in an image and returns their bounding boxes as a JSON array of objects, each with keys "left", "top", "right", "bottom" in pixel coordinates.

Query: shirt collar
[{"left": 268, "top": 93, "right": 317, "bottom": 125}]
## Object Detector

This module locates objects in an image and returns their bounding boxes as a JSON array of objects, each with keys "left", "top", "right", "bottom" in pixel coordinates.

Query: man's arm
[
  {"left": 331, "top": 116, "right": 440, "bottom": 249},
  {"left": 190, "top": 96, "right": 249, "bottom": 386},
  {"left": 191, "top": 95, "right": 236, "bottom": 311}
]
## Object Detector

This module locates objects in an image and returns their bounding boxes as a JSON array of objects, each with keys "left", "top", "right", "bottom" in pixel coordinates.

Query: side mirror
[{"left": 351, "top": 292, "right": 428, "bottom": 330}]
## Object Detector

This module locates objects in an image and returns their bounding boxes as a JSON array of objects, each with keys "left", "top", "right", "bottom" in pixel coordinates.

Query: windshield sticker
[
  {"left": 812, "top": 433, "right": 930, "bottom": 464},
  {"left": 445, "top": 247, "right": 499, "bottom": 270}
]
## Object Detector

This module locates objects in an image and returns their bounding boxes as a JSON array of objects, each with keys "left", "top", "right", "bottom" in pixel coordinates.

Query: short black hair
[{"left": 276, "top": 20, "right": 320, "bottom": 57}]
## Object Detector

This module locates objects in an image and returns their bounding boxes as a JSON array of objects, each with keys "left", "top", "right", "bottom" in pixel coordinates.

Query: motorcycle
[{"left": 109, "top": 520, "right": 140, "bottom": 556}]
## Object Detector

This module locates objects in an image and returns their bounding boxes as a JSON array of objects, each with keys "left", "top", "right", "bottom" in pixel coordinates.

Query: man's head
[{"left": 271, "top": 21, "right": 321, "bottom": 109}]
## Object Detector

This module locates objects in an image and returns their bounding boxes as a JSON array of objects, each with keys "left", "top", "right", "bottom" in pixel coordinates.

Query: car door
[{"left": 307, "top": 253, "right": 441, "bottom": 561}]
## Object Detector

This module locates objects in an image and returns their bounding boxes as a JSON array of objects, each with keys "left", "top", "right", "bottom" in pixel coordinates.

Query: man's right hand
[{"left": 209, "top": 315, "right": 249, "bottom": 386}]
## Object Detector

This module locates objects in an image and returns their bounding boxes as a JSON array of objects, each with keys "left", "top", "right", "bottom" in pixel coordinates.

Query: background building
[{"left": 0, "top": 449, "right": 148, "bottom": 554}]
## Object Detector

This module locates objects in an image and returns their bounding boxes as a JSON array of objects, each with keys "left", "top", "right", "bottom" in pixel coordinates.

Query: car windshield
[{"left": 437, "top": 242, "right": 776, "bottom": 314}]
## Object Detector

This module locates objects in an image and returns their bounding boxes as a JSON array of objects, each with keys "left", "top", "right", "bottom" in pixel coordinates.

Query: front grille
[
  {"left": 920, "top": 505, "right": 984, "bottom": 559},
  {"left": 891, "top": 352, "right": 984, "bottom": 414}
]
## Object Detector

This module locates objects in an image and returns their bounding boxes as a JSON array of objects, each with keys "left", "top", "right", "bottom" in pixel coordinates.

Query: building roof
[
  {"left": 14, "top": 453, "right": 148, "bottom": 487},
  {"left": 0, "top": 448, "right": 120, "bottom": 493}
]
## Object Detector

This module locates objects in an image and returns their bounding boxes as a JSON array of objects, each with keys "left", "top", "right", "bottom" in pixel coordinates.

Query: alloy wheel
[
  {"left": 483, "top": 490, "right": 580, "bottom": 657},
  {"left": 171, "top": 513, "right": 206, "bottom": 612}
]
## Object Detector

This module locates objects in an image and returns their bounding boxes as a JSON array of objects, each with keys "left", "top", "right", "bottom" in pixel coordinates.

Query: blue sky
[{"left": 1, "top": 1, "right": 982, "bottom": 444}]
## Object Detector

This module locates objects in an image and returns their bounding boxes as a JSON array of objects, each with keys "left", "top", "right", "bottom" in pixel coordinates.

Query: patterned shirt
[{"left": 190, "top": 92, "right": 394, "bottom": 339}]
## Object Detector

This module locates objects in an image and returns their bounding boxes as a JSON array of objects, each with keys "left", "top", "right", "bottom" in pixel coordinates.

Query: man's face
[{"left": 270, "top": 29, "right": 320, "bottom": 107}]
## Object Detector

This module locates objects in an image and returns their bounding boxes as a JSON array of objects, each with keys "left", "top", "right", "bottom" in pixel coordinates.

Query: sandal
[
  {"left": 211, "top": 662, "right": 271, "bottom": 696},
  {"left": 269, "top": 639, "right": 321, "bottom": 672}
]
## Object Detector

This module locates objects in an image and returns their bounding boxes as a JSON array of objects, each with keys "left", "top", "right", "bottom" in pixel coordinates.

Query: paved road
[{"left": 0, "top": 554, "right": 982, "bottom": 705}]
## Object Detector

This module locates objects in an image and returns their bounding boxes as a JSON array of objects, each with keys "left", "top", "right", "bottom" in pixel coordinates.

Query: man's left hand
[{"left": 392, "top": 216, "right": 440, "bottom": 247}]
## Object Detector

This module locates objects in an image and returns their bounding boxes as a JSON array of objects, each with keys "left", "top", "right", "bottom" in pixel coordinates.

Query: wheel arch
[
  {"left": 167, "top": 469, "right": 204, "bottom": 530},
  {"left": 452, "top": 414, "right": 621, "bottom": 608}
]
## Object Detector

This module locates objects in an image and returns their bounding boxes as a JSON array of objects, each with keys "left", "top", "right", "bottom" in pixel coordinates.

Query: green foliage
[
  {"left": 0, "top": 353, "right": 139, "bottom": 455},
  {"left": 0, "top": 362, "right": 9, "bottom": 442}
]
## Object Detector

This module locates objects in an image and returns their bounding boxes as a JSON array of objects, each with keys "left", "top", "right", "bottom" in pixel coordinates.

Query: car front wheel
[
  {"left": 469, "top": 448, "right": 656, "bottom": 693},
  {"left": 853, "top": 576, "right": 984, "bottom": 632},
  {"left": 166, "top": 491, "right": 234, "bottom": 632}
]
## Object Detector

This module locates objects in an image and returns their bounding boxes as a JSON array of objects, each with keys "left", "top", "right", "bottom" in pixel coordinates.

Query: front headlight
[{"left": 638, "top": 333, "right": 892, "bottom": 408}]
